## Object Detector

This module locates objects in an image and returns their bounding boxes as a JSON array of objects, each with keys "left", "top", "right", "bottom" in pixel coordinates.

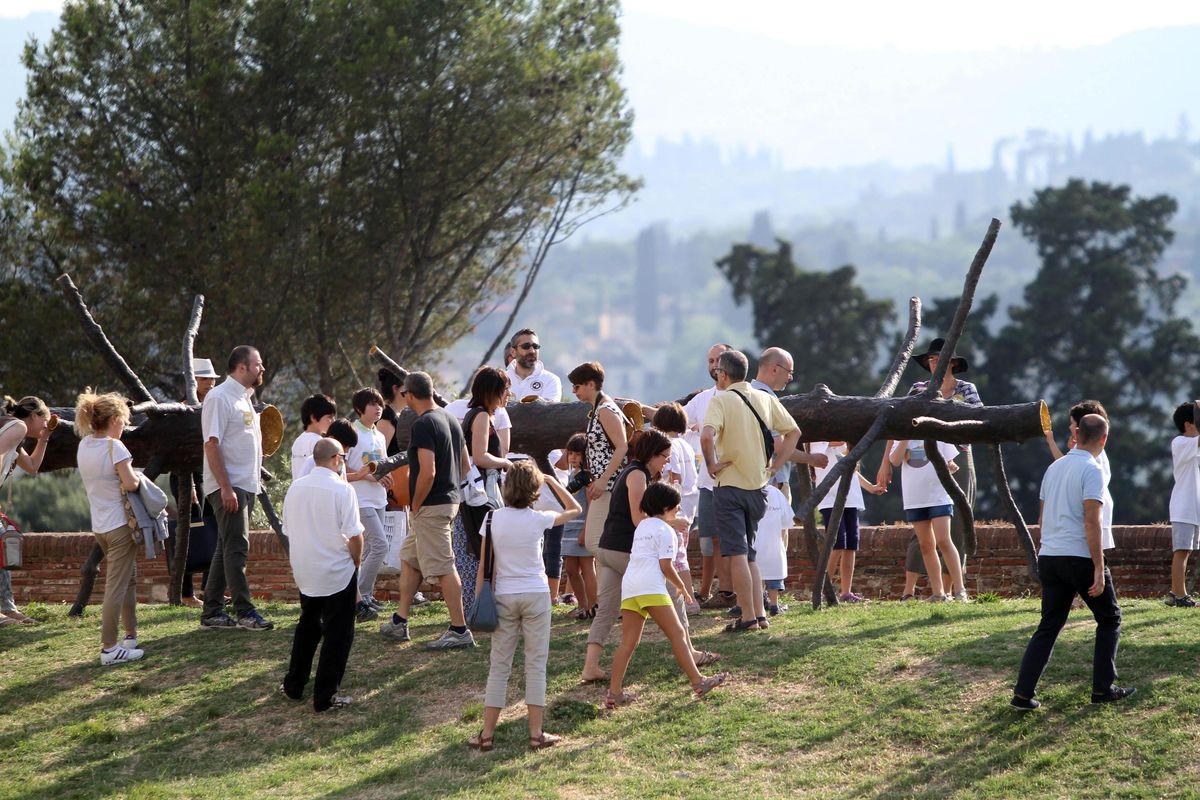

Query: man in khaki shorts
[{"left": 380, "top": 372, "right": 474, "bottom": 649}]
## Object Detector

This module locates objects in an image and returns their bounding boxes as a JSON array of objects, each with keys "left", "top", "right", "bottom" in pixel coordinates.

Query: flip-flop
[
  {"left": 693, "top": 671, "right": 730, "bottom": 698},
  {"left": 694, "top": 651, "right": 722, "bottom": 667},
  {"left": 723, "top": 619, "right": 760, "bottom": 633},
  {"left": 755, "top": 616, "right": 769, "bottom": 629}
]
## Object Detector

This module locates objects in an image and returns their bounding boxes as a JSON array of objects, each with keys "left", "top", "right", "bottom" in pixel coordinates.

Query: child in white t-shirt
[
  {"left": 653, "top": 403, "right": 700, "bottom": 614},
  {"left": 811, "top": 441, "right": 885, "bottom": 603},
  {"left": 1168, "top": 402, "right": 1200, "bottom": 607},
  {"left": 889, "top": 439, "right": 964, "bottom": 601},
  {"left": 607, "top": 482, "right": 730, "bottom": 710},
  {"left": 755, "top": 484, "right": 794, "bottom": 615},
  {"left": 290, "top": 394, "right": 337, "bottom": 481},
  {"left": 347, "top": 388, "right": 394, "bottom": 620}
]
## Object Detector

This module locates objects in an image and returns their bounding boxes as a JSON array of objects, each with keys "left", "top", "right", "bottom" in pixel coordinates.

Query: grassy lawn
[{"left": 2, "top": 596, "right": 1200, "bottom": 799}]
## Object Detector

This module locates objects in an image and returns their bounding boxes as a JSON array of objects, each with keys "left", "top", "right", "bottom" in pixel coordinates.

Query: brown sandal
[
  {"left": 468, "top": 730, "right": 494, "bottom": 752},
  {"left": 694, "top": 651, "right": 722, "bottom": 667},
  {"left": 529, "top": 732, "right": 562, "bottom": 750},
  {"left": 604, "top": 689, "right": 640, "bottom": 710}
]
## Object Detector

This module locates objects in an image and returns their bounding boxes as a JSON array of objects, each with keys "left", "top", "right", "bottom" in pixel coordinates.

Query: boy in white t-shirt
[
  {"left": 811, "top": 441, "right": 885, "bottom": 603},
  {"left": 889, "top": 439, "right": 965, "bottom": 602},
  {"left": 654, "top": 403, "right": 700, "bottom": 612},
  {"left": 347, "top": 388, "right": 394, "bottom": 622},
  {"left": 1168, "top": 402, "right": 1200, "bottom": 607},
  {"left": 755, "top": 484, "right": 794, "bottom": 615},
  {"left": 290, "top": 394, "right": 337, "bottom": 481}
]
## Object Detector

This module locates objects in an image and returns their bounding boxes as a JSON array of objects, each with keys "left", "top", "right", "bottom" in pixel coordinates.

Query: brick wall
[{"left": 8, "top": 524, "right": 1179, "bottom": 606}]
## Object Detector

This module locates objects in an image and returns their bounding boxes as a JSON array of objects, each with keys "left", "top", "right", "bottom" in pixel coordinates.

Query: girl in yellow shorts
[{"left": 607, "top": 482, "right": 729, "bottom": 709}]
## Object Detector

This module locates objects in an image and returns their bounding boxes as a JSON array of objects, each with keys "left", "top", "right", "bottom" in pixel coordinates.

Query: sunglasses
[{"left": 518, "top": 342, "right": 541, "bottom": 351}]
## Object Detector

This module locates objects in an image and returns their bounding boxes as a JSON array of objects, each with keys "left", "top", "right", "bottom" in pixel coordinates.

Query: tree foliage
[
  {"left": 986, "top": 179, "right": 1200, "bottom": 522},
  {"left": 0, "top": 0, "right": 635, "bottom": 403},
  {"left": 715, "top": 239, "right": 893, "bottom": 396}
]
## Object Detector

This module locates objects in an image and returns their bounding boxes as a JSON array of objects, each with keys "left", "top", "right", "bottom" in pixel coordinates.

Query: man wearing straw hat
[{"left": 199, "top": 345, "right": 275, "bottom": 631}]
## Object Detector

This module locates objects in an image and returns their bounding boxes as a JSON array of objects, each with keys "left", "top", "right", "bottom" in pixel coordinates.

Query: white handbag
[{"left": 378, "top": 510, "right": 408, "bottom": 575}]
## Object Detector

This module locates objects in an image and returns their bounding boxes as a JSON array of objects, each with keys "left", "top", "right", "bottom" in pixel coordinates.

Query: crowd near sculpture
[{"left": 5, "top": 218, "right": 1160, "bottom": 735}]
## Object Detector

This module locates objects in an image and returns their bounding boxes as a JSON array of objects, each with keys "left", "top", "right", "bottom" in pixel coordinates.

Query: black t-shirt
[
  {"left": 407, "top": 407, "right": 465, "bottom": 506},
  {"left": 599, "top": 461, "right": 650, "bottom": 553},
  {"left": 381, "top": 405, "right": 401, "bottom": 456}
]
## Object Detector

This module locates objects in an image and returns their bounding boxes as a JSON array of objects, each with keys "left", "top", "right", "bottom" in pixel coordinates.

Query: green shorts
[{"left": 620, "top": 593, "right": 673, "bottom": 618}]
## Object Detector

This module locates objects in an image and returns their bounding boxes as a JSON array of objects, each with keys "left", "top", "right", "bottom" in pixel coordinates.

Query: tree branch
[
  {"left": 795, "top": 407, "right": 893, "bottom": 525},
  {"left": 924, "top": 218, "right": 1001, "bottom": 397},
  {"left": 876, "top": 296, "right": 922, "bottom": 399},
  {"left": 55, "top": 273, "right": 155, "bottom": 403},
  {"left": 811, "top": 468, "right": 855, "bottom": 610},
  {"left": 182, "top": 294, "right": 204, "bottom": 405},
  {"left": 990, "top": 443, "right": 1040, "bottom": 582},
  {"left": 792, "top": 451, "right": 838, "bottom": 605}
]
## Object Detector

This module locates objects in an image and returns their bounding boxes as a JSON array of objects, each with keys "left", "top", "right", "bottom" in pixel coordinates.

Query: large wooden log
[{"left": 34, "top": 389, "right": 1048, "bottom": 476}]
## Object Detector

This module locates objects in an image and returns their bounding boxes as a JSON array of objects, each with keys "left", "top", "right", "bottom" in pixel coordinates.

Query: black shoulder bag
[{"left": 730, "top": 390, "right": 776, "bottom": 468}]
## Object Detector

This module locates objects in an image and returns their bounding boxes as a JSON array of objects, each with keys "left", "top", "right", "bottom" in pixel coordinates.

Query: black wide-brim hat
[{"left": 914, "top": 338, "right": 968, "bottom": 374}]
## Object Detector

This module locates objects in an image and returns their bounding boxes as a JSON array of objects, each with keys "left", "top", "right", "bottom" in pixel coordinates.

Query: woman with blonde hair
[
  {"left": 468, "top": 459, "right": 581, "bottom": 752},
  {"left": 0, "top": 395, "right": 54, "bottom": 625},
  {"left": 75, "top": 390, "right": 144, "bottom": 665}
]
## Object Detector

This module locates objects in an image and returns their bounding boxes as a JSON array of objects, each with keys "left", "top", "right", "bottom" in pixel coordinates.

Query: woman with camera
[{"left": 0, "top": 395, "right": 54, "bottom": 625}]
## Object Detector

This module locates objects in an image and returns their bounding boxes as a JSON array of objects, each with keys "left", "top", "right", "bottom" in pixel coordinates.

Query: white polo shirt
[
  {"left": 506, "top": 361, "right": 562, "bottom": 402},
  {"left": 201, "top": 377, "right": 262, "bottom": 496},
  {"left": 284, "top": 466, "right": 365, "bottom": 597},
  {"left": 683, "top": 387, "right": 720, "bottom": 491},
  {"left": 1039, "top": 447, "right": 1106, "bottom": 559},
  {"left": 444, "top": 398, "right": 511, "bottom": 431}
]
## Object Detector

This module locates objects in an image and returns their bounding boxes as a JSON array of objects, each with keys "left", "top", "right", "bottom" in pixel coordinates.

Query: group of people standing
[{"left": 0, "top": 324, "right": 1162, "bottom": 722}]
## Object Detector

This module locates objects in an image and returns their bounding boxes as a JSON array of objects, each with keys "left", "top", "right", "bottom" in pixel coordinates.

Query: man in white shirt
[
  {"left": 1012, "top": 414, "right": 1133, "bottom": 710},
  {"left": 199, "top": 345, "right": 273, "bottom": 631},
  {"left": 685, "top": 343, "right": 733, "bottom": 606},
  {"left": 281, "top": 438, "right": 364, "bottom": 712},
  {"left": 506, "top": 328, "right": 562, "bottom": 402}
]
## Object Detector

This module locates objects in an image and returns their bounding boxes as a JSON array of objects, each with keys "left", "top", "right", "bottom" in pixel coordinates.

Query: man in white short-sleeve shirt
[
  {"left": 199, "top": 345, "right": 272, "bottom": 631},
  {"left": 684, "top": 343, "right": 732, "bottom": 606},
  {"left": 281, "top": 438, "right": 365, "bottom": 712},
  {"left": 1012, "top": 414, "right": 1133, "bottom": 709}
]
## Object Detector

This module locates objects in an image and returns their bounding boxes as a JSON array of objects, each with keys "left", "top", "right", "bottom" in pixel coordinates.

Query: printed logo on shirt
[
  {"left": 242, "top": 411, "right": 254, "bottom": 427},
  {"left": 907, "top": 444, "right": 929, "bottom": 468},
  {"left": 531, "top": 381, "right": 543, "bottom": 391}
]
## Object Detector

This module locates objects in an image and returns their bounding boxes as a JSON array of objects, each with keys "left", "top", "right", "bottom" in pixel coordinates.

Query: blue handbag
[{"left": 466, "top": 512, "right": 499, "bottom": 632}]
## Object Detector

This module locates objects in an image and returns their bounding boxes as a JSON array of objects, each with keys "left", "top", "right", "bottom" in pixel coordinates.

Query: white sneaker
[{"left": 100, "top": 646, "right": 145, "bottom": 666}]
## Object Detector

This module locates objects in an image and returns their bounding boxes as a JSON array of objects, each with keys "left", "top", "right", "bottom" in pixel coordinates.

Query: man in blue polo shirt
[{"left": 1011, "top": 414, "right": 1134, "bottom": 709}]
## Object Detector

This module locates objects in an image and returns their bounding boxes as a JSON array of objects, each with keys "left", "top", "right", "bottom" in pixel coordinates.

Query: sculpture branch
[
  {"left": 55, "top": 273, "right": 155, "bottom": 403},
  {"left": 168, "top": 471, "right": 192, "bottom": 605},
  {"left": 369, "top": 345, "right": 449, "bottom": 407},
  {"left": 990, "top": 444, "right": 1039, "bottom": 582},
  {"left": 811, "top": 468, "right": 855, "bottom": 610},
  {"left": 792, "top": 449, "right": 838, "bottom": 605},
  {"left": 182, "top": 295, "right": 205, "bottom": 406},
  {"left": 924, "top": 218, "right": 1001, "bottom": 397},
  {"left": 876, "top": 297, "right": 922, "bottom": 399},
  {"left": 924, "top": 438, "right": 976, "bottom": 560}
]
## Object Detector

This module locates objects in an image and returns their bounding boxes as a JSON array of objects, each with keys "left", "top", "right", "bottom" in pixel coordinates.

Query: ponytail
[{"left": 3, "top": 395, "right": 48, "bottom": 420}]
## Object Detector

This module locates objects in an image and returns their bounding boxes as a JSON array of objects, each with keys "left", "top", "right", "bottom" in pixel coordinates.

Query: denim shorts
[
  {"left": 905, "top": 504, "right": 953, "bottom": 522},
  {"left": 763, "top": 579, "right": 785, "bottom": 591}
]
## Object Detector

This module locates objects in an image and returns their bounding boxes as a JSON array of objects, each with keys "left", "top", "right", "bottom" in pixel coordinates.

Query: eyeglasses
[{"left": 518, "top": 342, "right": 541, "bottom": 351}]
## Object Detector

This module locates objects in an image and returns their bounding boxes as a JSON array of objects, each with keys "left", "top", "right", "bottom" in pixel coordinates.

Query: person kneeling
[
  {"left": 281, "top": 438, "right": 364, "bottom": 712},
  {"left": 607, "top": 483, "right": 730, "bottom": 710}
]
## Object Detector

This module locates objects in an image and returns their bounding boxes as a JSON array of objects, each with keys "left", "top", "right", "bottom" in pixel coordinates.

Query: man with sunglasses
[{"left": 506, "top": 329, "right": 563, "bottom": 402}]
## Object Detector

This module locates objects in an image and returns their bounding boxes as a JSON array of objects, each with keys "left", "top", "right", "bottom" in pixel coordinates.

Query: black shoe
[
  {"left": 1091, "top": 686, "right": 1136, "bottom": 704},
  {"left": 355, "top": 602, "right": 379, "bottom": 624},
  {"left": 725, "top": 605, "right": 742, "bottom": 618},
  {"left": 1010, "top": 694, "right": 1041, "bottom": 711}
]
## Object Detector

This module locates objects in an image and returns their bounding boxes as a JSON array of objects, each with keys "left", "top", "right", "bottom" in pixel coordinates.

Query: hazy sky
[{"left": 623, "top": 0, "right": 1200, "bottom": 52}]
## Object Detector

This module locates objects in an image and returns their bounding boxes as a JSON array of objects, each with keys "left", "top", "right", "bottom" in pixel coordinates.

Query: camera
[{"left": 565, "top": 469, "right": 593, "bottom": 494}]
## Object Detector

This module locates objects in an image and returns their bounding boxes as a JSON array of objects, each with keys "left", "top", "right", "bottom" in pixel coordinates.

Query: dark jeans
[
  {"left": 203, "top": 488, "right": 256, "bottom": 618},
  {"left": 1015, "top": 556, "right": 1122, "bottom": 698},
  {"left": 284, "top": 571, "right": 357, "bottom": 712}
]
